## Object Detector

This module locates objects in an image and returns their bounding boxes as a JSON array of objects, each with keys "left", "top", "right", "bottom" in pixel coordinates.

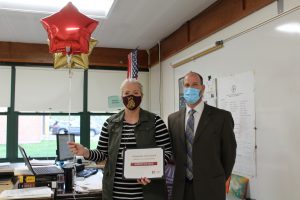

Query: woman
[{"left": 68, "top": 79, "right": 172, "bottom": 200}]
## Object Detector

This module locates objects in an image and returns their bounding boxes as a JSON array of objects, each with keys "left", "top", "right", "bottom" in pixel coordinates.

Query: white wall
[
  {"left": 149, "top": 1, "right": 300, "bottom": 199},
  {"left": 149, "top": 63, "right": 161, "bottom": 115}
]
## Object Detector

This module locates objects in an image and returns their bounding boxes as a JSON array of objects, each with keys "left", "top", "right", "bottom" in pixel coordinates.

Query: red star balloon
[{"left": 41, "top": 2, "right": 99, "bottom": 55}]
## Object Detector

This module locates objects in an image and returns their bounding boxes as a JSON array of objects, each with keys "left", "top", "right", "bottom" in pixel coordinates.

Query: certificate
[{"left": 123, "top": 147, "right": 164, "bottom": 179}]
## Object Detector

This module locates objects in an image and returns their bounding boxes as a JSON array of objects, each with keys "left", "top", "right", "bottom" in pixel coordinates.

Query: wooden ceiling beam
[
  {"left": 0, "top": 41, "right": 148, "bottom": 69},
  {"left": 149, "top": 0, "right": 276, "bottom": 66}
]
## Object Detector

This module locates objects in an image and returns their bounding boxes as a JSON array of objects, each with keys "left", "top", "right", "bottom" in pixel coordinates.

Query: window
[
  {"left": 15, "top": 67, "right": 84, "bottom": 112},
  {"left": 0, "top": 115, "right": 7, "bottom": 158},
  {"left": 0, "top": 66, "right": 10, "bottom": 159},
  {"left": 90, "top": 115, "right": 110, "bottom": 148},
  {"left": 0, "top": 107, "right": 8, "bottom": 112},
  {"left": 1, "top": 65, "right": 149, "bottom": 160},
  {"left": 0, "top": 66, "right": 11, "bottom": 109},
  {"left": 18, "top": 115, "right": 80, "bottom": 158}
]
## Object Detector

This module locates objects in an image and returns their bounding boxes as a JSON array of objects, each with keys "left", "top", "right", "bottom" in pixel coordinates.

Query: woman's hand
[
  {"left": 67, "top": 141, "right": 90, "bottom": 158},
  {"left": 137, "top": 177, "right": 151, "bottom": 185}
]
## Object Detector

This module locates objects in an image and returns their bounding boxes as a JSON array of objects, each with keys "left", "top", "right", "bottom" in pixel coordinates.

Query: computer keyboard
[
  {"left": 33, "top": 166, "right": 64, "bottom": 175},
  {"left": 76, "top": 168, "right": 98, "bottom": 178}
]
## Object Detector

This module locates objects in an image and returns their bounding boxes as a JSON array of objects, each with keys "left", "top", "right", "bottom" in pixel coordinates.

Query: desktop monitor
[{"left": 56, "top": 134, "right": 75, "bottom": 161}]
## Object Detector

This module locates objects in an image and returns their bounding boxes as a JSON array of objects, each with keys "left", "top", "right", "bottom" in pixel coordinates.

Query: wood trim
[
  {"left": 149, "top": 0, "right": 276, "bottom": 67},
  {"left": 160, "top": 23, "right": 189, "bottom": 62},
  {"left": 0, "top": 41, "right": 148, "bottom": 69},
  {"left": 245, "top": 0, "right": 276, "bottom": 12},
  {"left": 0, "top": 42, "right": 52, "bottom": 64},
  {"left": 189, "top": 0, "right": 244, "bottom": 44},
  {"left": 149, "top": 44, "right": 159, "bottom": 66},
  {"left": 89, "top": 47, "right": 148, "bottom": 68}
]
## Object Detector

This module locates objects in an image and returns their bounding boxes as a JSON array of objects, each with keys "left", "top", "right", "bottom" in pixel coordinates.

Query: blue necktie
[{"left": 185, "top": 109, "right": 195, "bottom": 180}]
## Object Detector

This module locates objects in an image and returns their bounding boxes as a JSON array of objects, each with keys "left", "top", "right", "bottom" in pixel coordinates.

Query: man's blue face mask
[{"left": 183, "top": 87, "right": 201, "bottom": 104}]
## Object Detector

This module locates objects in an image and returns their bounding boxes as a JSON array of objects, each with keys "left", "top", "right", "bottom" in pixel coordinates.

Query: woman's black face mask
[{"left": 122, "top": 95, "right": 142, "bottom": 110}]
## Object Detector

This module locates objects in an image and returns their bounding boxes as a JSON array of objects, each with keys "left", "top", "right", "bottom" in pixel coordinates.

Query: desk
[
  {"left": 55, "top": 191, "right": 101, "bottom": 200},
  {"left": 0, "top": 163, "right": 103, "bottom": 200},
  {"left": 55, "top": 171, "right": 102, "bottom": 200}
]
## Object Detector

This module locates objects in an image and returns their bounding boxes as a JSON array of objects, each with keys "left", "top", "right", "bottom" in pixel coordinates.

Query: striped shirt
[{"left": 88, "top": 115, "right": 172, "bottom": 199}]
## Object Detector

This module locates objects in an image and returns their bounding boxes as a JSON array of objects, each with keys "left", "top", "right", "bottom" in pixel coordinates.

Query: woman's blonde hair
[{"left": 120, "top": 79, "right": 143, "bottom": 95}]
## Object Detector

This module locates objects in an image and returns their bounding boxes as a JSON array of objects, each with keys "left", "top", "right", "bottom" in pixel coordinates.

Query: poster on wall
[
  {"left": 203, "top": 76, "right": 217, "bottom": 107},
  {"left": 217, "top": 71, "right": 256, "bottom": 177},
  {"left": 108, "top": 96, "right": 123, "bottom": 109}
]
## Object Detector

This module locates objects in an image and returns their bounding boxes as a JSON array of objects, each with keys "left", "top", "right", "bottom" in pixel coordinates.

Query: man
[{"left": 168, "top": 71, "right": 236, "bottom": 200}]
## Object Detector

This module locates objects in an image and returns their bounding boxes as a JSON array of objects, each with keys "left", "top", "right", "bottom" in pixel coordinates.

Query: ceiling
[{"left": 0, "top": 0, "right": 217, "bottom": 50}]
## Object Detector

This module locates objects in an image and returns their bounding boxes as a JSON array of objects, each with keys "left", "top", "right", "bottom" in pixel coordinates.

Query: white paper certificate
[{"left": 123, "top": 147, "right": 164, "bottom": 179}]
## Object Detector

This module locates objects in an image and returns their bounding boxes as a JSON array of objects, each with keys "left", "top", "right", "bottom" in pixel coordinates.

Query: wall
[{"left": 149, "top": 1, "right": 300, "bottom": 199}]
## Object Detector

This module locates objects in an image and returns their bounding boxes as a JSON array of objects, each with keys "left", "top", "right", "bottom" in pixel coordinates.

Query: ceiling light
[
  {"left": 276, "top": 23, "right": 300, "bottom": 34},
  {"left": 0, "top": 0, "right": 116, "bottom": 18}
]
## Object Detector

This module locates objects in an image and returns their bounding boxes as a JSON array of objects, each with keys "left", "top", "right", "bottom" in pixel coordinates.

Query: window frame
[
  {"left": 0, "top": 111, "right": 8, "bottom": 160},
  {"left": 1, "top": 64, "right": 139, "bottom": 162},
  {"left": 17, "top": 112, "right": 82, "bottom": 160}
]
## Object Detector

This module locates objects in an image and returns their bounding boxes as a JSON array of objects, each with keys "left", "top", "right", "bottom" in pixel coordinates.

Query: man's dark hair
[{"left": 185, "top": 71, "right": 203, "bottom": 85}]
